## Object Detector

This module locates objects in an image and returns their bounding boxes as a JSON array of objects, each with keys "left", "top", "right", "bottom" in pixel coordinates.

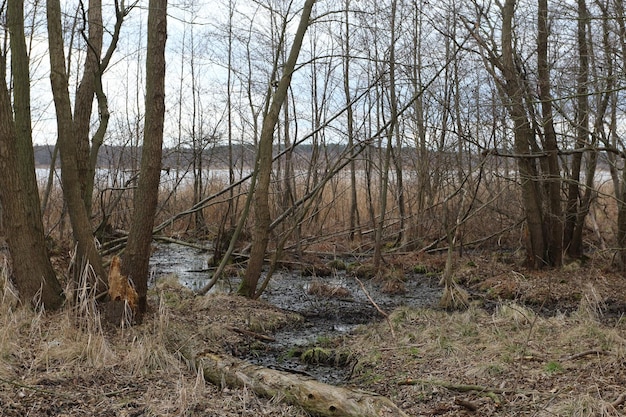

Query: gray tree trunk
[
  {"left": 239, "top": 0, "right": 315, "bottom": 298},
  {"left": 121, "top": 0, "right": 167, "bottom": 319},
  {"left": 0, "top": 0, "right": 63, "bottom": 309}
]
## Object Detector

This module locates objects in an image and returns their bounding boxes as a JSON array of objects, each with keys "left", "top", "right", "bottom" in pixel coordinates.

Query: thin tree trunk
[
  {"left": 47, "top": 0, "right": 107, "bottom": 289},
  {"left": 343, "top": 1, "right": 361, "bottom": 242},
  {"left": 74, "top": 0, "right": 103, "bottom": 214},
  {"left": 610, "top": 0, "right": 626, "bottom": 268},
  {"left": 373, "top": 0, "right": 398, "bottom": 269},
  {"left": 537, "top": 0, "right": 563, "bottom": 266},
  {"left": 120, "top": 0, "right": 167, "bottom": 319},
  {"left": 239, "top": 0, "right": 315, "bottom": 298}
]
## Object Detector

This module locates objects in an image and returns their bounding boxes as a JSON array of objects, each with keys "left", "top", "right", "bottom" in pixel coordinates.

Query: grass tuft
[{"left": 575, "top": 283, "right": 606, "bottom": 322}]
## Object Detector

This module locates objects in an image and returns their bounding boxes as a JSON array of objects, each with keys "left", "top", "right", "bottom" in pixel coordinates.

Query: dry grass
[
  {"left": 349, "top": 301, "right": 626, "bottom": 416},
  {"left": 3, "top": 247, "right": 626, "bottom": 416},
  {"left": 307, "top": 280, "right": 353, "bottom": 299},
  {"left": 0, "top": 267, "right": 309, "bottom": 416}
]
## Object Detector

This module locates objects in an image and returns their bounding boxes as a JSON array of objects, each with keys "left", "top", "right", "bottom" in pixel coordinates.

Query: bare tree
[
  {"left": 537, "top": 0, "right": 563, "bottom": 266},
  {"left": 342, "top": 0, "right": 362, "bottom": 242},
  {"left": 373, "top": 0, "right": 399, "bottom": 270},
  {"left": 46, "top": 0, "right": 131, "bottom": 290},
  {"left": 465, "top": 0, "right": 563, "bottom": 268},
  {"left": 239, "top": 0, "right": 315, "bottom": 298},
  {"left": 120, "top": 0, "right": 167, "bottom": 318},
  {"left": 0, "top": 0, "right": 64, "bottom": 309}
]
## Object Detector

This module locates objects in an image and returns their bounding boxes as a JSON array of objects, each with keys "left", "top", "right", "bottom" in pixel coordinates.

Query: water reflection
[{"left": 149, "top": 243, "right": 213, "bottom": 291}]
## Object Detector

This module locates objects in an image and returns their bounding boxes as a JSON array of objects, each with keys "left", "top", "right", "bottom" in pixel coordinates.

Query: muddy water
[{"left": 149, "top": 243, "right": 442, "bottom": 383}]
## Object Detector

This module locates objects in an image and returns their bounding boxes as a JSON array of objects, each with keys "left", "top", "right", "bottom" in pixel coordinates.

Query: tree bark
[
  {"left": 500, "top": 0, "right": 547, "bottom": 268},
  {"left": 47, "top": 0, "right": 107, "bottom": 289},
  {"left": 120, "top": 0, "right": 167, "bottom": 319},
  {"left": 614, "top": 0, "right": 626, "bottom": 268},
  {"left": 74, "top": 0, "right": 103, "bottom": 213},
  {"left": 239, "top": 0, "right": 315, "bottom": 298},
  {"left": 537, "top": 0, "right": 563, "bottom": 266},
  {"left": 373, "top": 0, "right": 398, "bottom": 270},
  {"left": 0, "top": 0, "right": 64, "bottom": 309},
  {"left": 342, "top": 0, "right": 361, "bottom": 242},
  {"left": 189, "top": 352, "right": 410, "bottom": 417}
]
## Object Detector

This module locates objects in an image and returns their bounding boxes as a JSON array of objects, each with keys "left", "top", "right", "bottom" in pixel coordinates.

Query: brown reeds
[{"left": 38, "top": 160, "right": 528, "bottom": 259}]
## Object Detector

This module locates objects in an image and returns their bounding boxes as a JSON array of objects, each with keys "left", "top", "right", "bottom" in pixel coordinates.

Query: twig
[
  {"left": 611, "top": 392, "right": 626, "bottom": 408},
  {"left": 560, "top": 349, "right": 610, "bottom": 361},
  {"left": 0, "top": 376, "right": 74, "bottom": 399},
  {"left": 103, "top": 387, "right": 134, "bottom": 397},
  {"left": 153, "top": 236, "right": 210, "bottom": 251},
  {"left": 227, "top": 326, "right": 276, "bottom": 342},
  {"left": 353, "top": 276, "right": 396, "bottom": 340},
  {"left": 455, "top": 398, "right": 478, "bottom": 412},
  {"left": 379, "top": 343, "right": 425, "bottom": 351},
  {"left": 398, "top": 378, "right": 513, "bottom": 395}
]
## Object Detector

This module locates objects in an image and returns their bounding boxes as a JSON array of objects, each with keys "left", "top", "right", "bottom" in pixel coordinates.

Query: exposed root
[{"left": 439, "top": 281, "right": 469, "bottom": 310}]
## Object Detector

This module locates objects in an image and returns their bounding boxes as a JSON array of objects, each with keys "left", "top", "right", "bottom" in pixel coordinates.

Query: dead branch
[
  {"left": 560, "top": 349, "right": 610, "bottom": 361},
  {"left": 398, "top": 378, "right": 513, "bottom": 395},
  {"left": 379, "top": 344, "right": 425, "bottom": 351},
  {"left": 454, "top": 398, "right": 478, "bottom": 412},
  {"left": 611, "top": 392, "right": 626, "bottom": 408},
  {"left": 353, "top": 276, "right": 396, "bottom": 340},
  {"left": 0, "top": 376, "right": 74, "bottom": 399},
  {"left": 227, "top": 326, "right": 276, "bottom": 342}
]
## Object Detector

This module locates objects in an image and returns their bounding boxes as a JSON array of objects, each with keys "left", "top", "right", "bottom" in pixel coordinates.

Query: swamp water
[{"left": 149, "top": 243, "right": 442, "bottom": 383}]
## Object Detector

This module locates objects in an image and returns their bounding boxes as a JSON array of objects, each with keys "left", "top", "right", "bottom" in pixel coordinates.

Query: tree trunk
[
  {"left": 240, "top": 0, "right": 315, "bottom": 298},
  {"left": 0, "top": 0, "right": 63, "bottom": 309},
  {"left": 74, "top": 0, "right": 103, "bottom": 214},
  {"left": 343, "top": 0, "right": 361, "bottom": 242},
  {"left": 500, "top": 0, "right": 547, "bottom": 268},
  {"left": 373, "top": 0, "right": 399, "bottom": 269},
  {"left": 537, "top": 0, "right": 563, "bottom": 266},
  {"left": 120, "top": 0, "right": 167, "bottom": 319},
  {"left": 47, "top": 0, "right": 107, "bottom": 290},
  {"left": 614, "top": 0, "right": 626, "bottom": 268},
  {"left": 187, "top": 352, "right": 410, "bottom": 417}
]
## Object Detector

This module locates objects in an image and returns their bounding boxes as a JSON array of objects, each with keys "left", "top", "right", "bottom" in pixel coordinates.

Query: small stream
[{"left": 149, "top": 243, "right": 442, "bottom": 383}]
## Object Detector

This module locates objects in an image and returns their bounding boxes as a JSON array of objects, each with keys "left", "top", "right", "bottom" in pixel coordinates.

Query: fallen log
[{"left": 189, "top": 351, "right": 409, "bottom": 417}]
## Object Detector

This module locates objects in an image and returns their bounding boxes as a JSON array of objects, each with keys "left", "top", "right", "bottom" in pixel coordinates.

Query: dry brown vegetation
[
  {"left": 351, "top": 299, "right": 626, "bottom": 416},
  {"left": 19, "top": 166, "right": 626, "bottom": 416},
  {"left": 41, "top": 167, "right": 526, "bottom": 256},
  {"left": 0, "top": 273, "right": 309, "bottom": 416},
  {"left": 307, "top": 281, "right": 353, "bottom": 299},
  {"left": 2, "top": 252, "right": 626, "bottom": 416}
]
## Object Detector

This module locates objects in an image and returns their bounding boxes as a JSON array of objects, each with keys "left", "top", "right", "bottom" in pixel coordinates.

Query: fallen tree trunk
[{"left": 187, "top": 351, "right": 409, "bottom": 417}]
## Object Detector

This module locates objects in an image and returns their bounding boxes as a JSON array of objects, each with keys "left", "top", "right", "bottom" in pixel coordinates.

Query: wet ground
[{"left": 149, "top": 243, "right": 442, "bottom": 383}]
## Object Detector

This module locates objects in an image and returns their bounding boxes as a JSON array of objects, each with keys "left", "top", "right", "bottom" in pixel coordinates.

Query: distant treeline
[
  {"left": 33, "top": 143, "right": 397, "bottom": 170},
  {"left": 33, "top": 144, "right": 612, "bottom": 172}
]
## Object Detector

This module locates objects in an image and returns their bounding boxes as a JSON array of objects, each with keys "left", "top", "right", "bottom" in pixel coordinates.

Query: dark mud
[
  {"left": 149, "top": 243, "right": 442, "bottom": 383},
  {"left": 248, "top": 269, "right": 441, "bottom": 383}
]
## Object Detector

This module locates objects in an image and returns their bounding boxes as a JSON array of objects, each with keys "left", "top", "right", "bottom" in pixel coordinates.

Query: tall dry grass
[
  {"left": 0, "top": 257, "right": 181, "bottom": 376},
  {"left": 40, "top": 160, "right": 517, "bottom": 245},
  {"left": 37, "top": 158, "right": 621, "bottom": 261},
  {"left": 0, "top": 261, "right": 313, "bottom": 415}
]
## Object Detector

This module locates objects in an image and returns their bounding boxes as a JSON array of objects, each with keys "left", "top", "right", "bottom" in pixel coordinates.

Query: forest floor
[{"left": 1, "top": 249, "right": 626, "bottom": 416}]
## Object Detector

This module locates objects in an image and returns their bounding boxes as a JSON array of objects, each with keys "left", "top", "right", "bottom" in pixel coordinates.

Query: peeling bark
[{"left": 187, "top": 351, "right": 409, "bottom": 417}]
